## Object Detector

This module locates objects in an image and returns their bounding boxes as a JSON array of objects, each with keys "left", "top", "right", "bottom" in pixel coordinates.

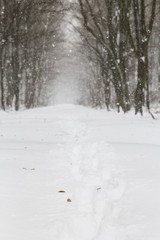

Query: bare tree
[{"left": 122, "top": 0, "right": 157, "bottom": 114}]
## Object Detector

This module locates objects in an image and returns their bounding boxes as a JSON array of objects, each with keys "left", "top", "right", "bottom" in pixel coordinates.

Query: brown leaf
[{"left": 58, "top": 191, "right": 66, "bottom": 193}]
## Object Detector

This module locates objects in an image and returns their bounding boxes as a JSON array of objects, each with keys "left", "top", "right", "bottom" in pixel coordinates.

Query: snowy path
[{"left": 0, "top": 105, "right": 160, "bottom": 240}]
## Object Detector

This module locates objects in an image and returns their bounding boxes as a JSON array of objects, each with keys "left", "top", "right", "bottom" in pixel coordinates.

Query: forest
[{"left": 0, "top": 0, "right": 159, "bottom": 114}]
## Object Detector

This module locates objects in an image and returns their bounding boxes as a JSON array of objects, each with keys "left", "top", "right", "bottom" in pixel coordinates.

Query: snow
[{"left": 0, "top": 104, "right": 160, "bottom": 240}]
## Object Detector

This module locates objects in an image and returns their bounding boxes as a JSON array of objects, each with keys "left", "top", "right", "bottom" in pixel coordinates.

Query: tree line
[
  {"left": 76, "top": 0, "right": 159, "bottom": 115},
  {"left": 0, "top": 0, "right": 63, "bottom": 111}
]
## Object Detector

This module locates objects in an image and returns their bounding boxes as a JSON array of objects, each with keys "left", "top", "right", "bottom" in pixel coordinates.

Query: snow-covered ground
[{"left": 0, "top": 104, "right": 160, "bottom": 240}]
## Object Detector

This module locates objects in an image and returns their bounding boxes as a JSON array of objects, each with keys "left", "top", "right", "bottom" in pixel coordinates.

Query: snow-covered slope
[{"left": 0, "top": 105, "right": 160, "bottom": 240}]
